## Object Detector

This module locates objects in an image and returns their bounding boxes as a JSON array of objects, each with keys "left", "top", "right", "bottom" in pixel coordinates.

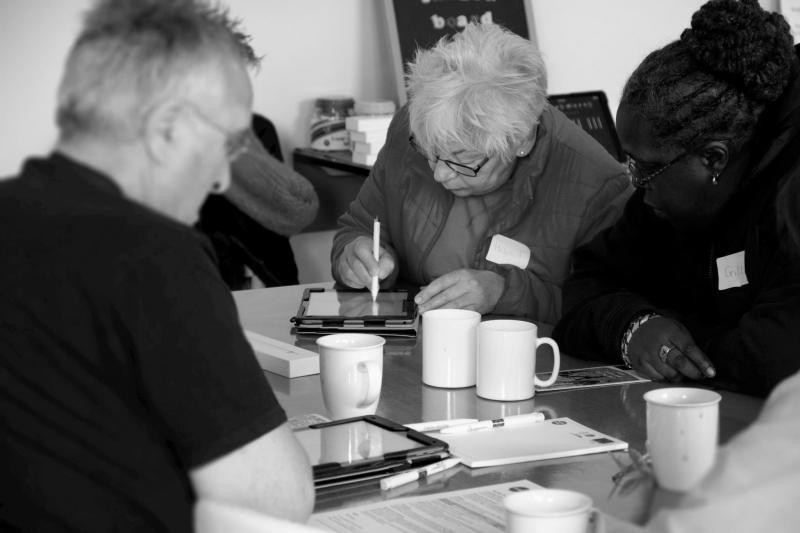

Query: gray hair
[
  {"left": 56, "top": 0, "right": 257, "bottom": 142},
  {"left": 406, "top": 23, "right": 547, "bottom": 163}
]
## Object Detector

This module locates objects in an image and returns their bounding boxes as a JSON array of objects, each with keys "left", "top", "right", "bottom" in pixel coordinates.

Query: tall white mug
[
  {"left": 644, "top": 387, "right": 721, "bottom": 492},
  {"left": 504, "top": 488, "right": 601, "bottom": 533},
  {"left": 422, "top": 309, "right": 481, "bottom": 388},
  {"left": 316, "top": 334, "right": 384, "bottom": 420},
  {"left": 477, "top": 320, "right": 560, "bottom": 401}
]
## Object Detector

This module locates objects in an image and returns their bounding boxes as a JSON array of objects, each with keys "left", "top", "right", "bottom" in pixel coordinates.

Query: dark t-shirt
[{"left": 0, "top": 154, "right": 286, "bottom": 531}]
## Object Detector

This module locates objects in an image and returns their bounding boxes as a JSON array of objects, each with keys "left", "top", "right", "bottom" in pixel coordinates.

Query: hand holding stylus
[
  {"left": 371, "top": 217, "right": 380, "bottom": 302},
  {"left": 333, "top": 228, "right": 396, "bottom": 291}
]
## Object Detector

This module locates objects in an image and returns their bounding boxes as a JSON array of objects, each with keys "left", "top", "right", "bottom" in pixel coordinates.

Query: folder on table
[{"left": 437, "top": 417, "right": 627, "bottom": 468}]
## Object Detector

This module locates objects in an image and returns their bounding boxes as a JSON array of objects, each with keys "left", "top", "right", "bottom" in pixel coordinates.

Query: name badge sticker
[
  {"left": 716, "top": 250, "right": 748, "bottom": 290},
  {"left": 486, "top": 234, "right": 530, "bottom": 269}
]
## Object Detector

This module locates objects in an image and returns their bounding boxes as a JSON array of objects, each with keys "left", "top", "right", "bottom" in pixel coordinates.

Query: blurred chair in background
[{"left": 197, "top": 113, "right": 319, "bottom": 289}]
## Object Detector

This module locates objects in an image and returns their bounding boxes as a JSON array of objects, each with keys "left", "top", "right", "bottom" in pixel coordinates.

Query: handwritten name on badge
[
  {"left": 716, "top": 251, "right": 748, "bottom": 290},
  {"left": 486, "top": 234, "right": 530, "bottom": 270}
]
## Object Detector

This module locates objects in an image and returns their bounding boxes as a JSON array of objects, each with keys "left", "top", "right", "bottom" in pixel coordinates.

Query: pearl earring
[
  {"left": 518, "top": 150, "right": 526, "bottom": 157},
  {"left": 711, "top": 172, "right": 719, "bottom": 186}
]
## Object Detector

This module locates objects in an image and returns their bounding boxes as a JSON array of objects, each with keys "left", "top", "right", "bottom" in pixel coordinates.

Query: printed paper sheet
[{"left": 310, "top": 479, "right": 540, "bottom": 532}]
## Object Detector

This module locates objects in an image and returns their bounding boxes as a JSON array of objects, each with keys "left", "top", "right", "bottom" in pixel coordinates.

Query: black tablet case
[
  {"left": 295, "top": 415, "right": 450, "bottom": 488},
  {"left": 290, "top": 288, "right": 418, "bottom": 337}
]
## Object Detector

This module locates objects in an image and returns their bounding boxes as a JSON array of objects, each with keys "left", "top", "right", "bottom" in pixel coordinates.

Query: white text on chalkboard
[{"left": 431, "top": 11, "right": 493, "bottom": 30}]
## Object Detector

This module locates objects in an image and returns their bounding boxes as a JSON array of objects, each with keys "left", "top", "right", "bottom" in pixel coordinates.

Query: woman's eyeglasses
[
  {"left": 626, "top": 152, "right": 688, "bottom": 188},
  {"left": 408, "top": 136, "right": 489, "bottom": 177}
]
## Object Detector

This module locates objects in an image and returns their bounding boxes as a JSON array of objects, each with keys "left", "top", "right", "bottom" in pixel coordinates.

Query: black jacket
[{"left": 553, "top": 55, "right": 800, "bottom": 398}]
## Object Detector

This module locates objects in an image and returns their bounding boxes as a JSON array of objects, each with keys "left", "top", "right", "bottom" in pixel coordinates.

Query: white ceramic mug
[
  {"left": 476, "top": 320, "right": 560, "bottom": 401},
  {"left": 503, "top": 488, "right": 601, "bottom": 533},
  {"left": 422, "top": 309, "right": 481, "bottom": 388},
  {"left": 644, "top": 387, "right": 722, "bottom": 492},
  {"left": 316, "top": 334, "right": 384, "bottom": 420}
]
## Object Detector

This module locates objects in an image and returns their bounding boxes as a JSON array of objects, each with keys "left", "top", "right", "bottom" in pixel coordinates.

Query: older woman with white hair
[{"left": 332, "top": 23, "right": 630, "bottom": 324}]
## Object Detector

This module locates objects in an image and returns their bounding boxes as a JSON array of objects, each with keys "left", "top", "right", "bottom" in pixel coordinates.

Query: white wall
[
  {"left": 535, "top": 0, "right": 777, "bottom": 114},
  {"left": 0, "top": 0, "right": 85, "bottom": 177},
  {"left": 0, "top": 0, "right": 780, "bottom": 176}
]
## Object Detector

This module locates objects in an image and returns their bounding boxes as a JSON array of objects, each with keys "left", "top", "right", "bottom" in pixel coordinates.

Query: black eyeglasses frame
[
  {"left": 626, "top": 151, "right": 689, "bottom": 188},
  {"left": 408, "top": 136, "right": 490, "bottom": 177}
]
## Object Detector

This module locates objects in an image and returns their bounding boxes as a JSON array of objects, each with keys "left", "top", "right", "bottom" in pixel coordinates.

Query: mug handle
[
  {"left": 533, "top": 337, "right": 560, "bottom": 387},
  {"left": 587, "top": 507, "right": 605, "bottom": 533},
  {"left": 356, "top": 360, "right": 382, "bottom": 408}
]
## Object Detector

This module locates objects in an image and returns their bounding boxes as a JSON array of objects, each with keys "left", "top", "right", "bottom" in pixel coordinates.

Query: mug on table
[
  {"left": 503, "top": 488, "right": 601, "bottom": 533},
  {"left": 422, "top": 309, "right": 481, "bottom": 388},
  {"left": 316, "top": 333, "right": 384, "bottom": 420},
  {"left": 477, "top": 319, "right": 560, "bottom": 401},
  {"left": 644, "top": 387, "right": 721, "bottom": 492}
]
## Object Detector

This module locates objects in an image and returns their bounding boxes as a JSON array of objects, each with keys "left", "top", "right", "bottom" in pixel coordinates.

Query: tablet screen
[
  {"left": 294, "top": 419, "right": 427, "bottom": 466},
  {"left": 305, "top": 290, "right": 407, "bottom": 318}
]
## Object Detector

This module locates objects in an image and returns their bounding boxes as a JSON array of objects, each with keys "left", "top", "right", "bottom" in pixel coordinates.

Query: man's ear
[
  {"left": 142, "top": 99, "right": 183, "bottom": 164},
  {"left": 700, "top": 141, "right": 729, "bottom": 175}
]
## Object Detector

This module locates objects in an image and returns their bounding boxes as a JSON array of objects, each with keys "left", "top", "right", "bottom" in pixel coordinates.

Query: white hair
[{"left": 406, "top": 23, "right": 548, "bottom": 163}]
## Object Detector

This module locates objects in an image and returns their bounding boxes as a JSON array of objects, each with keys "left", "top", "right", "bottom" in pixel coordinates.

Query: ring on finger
[{"left": 658, "top": 344, "right": 676, "bottom": 364}]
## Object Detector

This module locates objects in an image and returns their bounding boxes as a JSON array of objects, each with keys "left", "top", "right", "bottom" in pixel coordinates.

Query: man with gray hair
[{"left": 0, "top": 0, "right": 314, "bottom": 529}]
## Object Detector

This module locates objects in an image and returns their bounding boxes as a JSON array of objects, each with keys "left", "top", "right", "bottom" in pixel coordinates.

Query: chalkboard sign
[{"left": 384, "top": 0, "right": 537, "bottom": 104}]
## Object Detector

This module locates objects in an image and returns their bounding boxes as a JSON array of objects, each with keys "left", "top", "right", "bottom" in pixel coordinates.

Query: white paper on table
[{"left": 309, "top": 479, "right": 541, "bottom": 532}]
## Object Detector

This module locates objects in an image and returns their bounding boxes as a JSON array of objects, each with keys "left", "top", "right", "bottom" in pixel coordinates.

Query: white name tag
[
  {"left": 716, "top": 250, "right": 748, "bottom": 290},
  {"left": 486, "top": 234, "right": 530, "bottom": 269}
]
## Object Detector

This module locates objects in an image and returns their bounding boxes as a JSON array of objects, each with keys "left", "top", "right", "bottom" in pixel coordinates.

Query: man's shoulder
[
  {"left": 1, "top": 173, "right": 213, "bottom": 283},
  {"left": 80, "top": 205, "right": 213, "bottom": 276}
]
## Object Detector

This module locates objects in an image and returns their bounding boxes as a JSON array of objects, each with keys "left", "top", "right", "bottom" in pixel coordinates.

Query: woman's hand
[
  {"left": 334, "top": 236, "right": 395, "bottom": 289},
  {"left": 627, "top": 316, "right": 716, "bottom": 382},
  {"left": 415, "top": 269, "right": 505, "bottom": 314}
]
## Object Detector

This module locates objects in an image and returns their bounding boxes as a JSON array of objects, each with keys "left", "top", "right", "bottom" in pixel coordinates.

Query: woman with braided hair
[{"left": 553, "top": 0, "right": 800, "bottom": 397}]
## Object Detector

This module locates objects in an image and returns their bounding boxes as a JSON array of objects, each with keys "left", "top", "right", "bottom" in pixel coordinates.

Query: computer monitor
[{"left": 548, "top": 91, "right": 624, "bottom": 162}]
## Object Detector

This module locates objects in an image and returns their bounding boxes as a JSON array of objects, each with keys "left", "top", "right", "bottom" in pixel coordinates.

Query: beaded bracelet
[{"left": 620, "top": 312, "right": 661, "bottom": 368}]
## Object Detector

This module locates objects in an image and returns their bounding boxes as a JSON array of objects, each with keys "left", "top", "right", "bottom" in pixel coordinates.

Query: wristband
[{"left": 620, "top": 312, "right": 661, "bottom": 368}]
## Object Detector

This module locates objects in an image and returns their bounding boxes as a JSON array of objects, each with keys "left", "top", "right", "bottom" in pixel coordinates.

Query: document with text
[{"left": 309, "top": 479, "right": 540, "bottom": 532}]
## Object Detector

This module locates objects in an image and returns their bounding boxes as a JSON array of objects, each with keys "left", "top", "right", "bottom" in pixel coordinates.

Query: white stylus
[
  {"left": 371, "top": 217, "right": 380, "bottom": 302},
  {"left": 380, "top": 457, "right": 462, "bottom": 491},
  {"left": 404, "top": 418, "right": 479, "bottom": 433},
  {"left": 439, "top": 412, "right": 545, "bottom": 434}
]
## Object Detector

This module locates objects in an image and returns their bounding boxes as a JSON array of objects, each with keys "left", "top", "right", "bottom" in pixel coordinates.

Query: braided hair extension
[{"left": 620, "top": 0, "right": 797, "bottom": 153}]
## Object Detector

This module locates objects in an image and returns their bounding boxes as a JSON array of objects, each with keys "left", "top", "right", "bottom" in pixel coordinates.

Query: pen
[
  {"left": 380, "top": 457, "right": 462, "bottom": 491},
  {"left": 371, "top": 217, "right": 380, "bottom": 302},
  {"left": 404, "top": 418, "right": 479, "bottom": 433},
  {"left": 439, "top": 412, "right": 545, "bottom": 434}
]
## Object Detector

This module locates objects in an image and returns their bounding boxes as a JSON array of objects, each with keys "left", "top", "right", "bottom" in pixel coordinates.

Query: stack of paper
[
  {"left": 346, "top": 114, "right": 393, "bottom": 166},
  {"left": 437, "top": 417, "right": 627, "bottom": 468}
]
